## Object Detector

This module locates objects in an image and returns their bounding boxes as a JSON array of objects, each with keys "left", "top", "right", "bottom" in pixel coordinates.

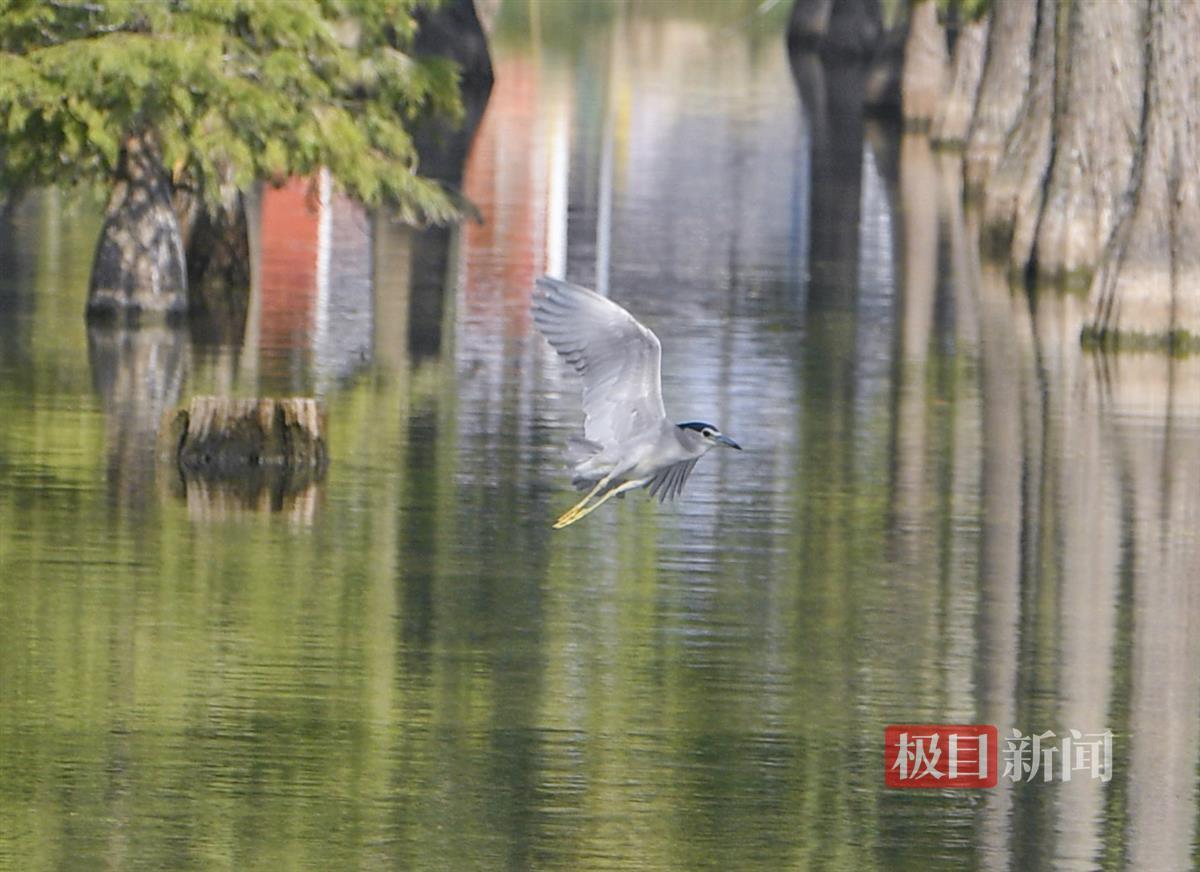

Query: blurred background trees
[{"left": 0, "top": 0, "right": 473, "bottom": 321}]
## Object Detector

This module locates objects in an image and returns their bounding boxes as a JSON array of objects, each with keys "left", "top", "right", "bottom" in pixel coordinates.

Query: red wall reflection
[{"left": 461, "top": 54, "right": 556, "bottom": 337}]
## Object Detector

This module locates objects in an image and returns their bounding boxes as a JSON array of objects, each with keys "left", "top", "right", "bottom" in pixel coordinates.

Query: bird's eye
[{"left": 704, "top": 429, "right": 716, "bottom": 438}]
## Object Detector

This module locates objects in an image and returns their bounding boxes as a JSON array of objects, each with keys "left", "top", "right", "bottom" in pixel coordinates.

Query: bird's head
[{"left": 677, "top": 421, "right": 742, "bottom": 451}]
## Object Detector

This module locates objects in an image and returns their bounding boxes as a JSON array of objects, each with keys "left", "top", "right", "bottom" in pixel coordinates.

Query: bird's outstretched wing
[
  {"left": 532, "top": 276, "right": 667, "bottom": 448},
  {"left": 646, "top": 457, "right": 699, "bottom": 503}
]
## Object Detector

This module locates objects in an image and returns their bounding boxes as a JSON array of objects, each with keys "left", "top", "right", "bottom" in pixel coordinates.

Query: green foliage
[
  {"left": 934, "top": 0, "right": 990, "bottom": 23},
  {"left": 0, "top": 0, "right": 464, "bottom": 222}
]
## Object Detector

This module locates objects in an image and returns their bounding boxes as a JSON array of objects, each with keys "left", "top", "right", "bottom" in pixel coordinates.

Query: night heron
[{"left": 532, "top": 276, "right": 741, "bottom": 529}]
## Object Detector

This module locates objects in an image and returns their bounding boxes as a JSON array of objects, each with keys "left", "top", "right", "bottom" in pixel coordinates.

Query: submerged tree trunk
[
  {"left": 176, "top": 181, "right": 250, "bottom": 294},
  {"left": 86, "top": 132, "right": 188, "bottom": 323},
  {"left": 174, "top": 173, "right": 251, "bottom": 337},
  {"left": 947, "top": 0, "right": 1199, "bottom": 347},
  {"left": 1089, "top": 0, "right": 1200, "bottom": 346},
  {"left": 787, "top": 0, "right": 883, "bottom": 57},
  {"left": 788, "top": 0, "right": 904, "bottom": 114}
]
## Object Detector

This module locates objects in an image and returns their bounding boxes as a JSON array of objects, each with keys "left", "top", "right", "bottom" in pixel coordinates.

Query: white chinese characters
[{"left": 1001, "top": 729, "right": 1113, "bottom": 783}]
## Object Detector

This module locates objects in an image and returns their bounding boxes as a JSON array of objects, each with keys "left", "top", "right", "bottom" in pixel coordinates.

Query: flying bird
[{"left": 532, "top": 276, "right": 741, "bottom": 528}]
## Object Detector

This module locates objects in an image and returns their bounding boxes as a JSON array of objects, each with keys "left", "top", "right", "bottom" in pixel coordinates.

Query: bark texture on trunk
[
  {"left": 87, "top": 132, "right": 188, "bottom": 323},
  {"left": 1089, "top": 0, "right": 1200, "bottom": 347},
  {"left": 981, "top": 0, "right": 1057, "bottom": 269},
  {"left": 963, "top": 0, "right": 1037, "bottom": 189},
  {"left": 900, "top": 0, "right": 948, "bottom": 129},
  {"left": 1035, "top": 0, "right": 1145, "bottom": 286},
  {"left": 932, "top": 15, "right": 988, "bottom": 147},
  {"left": 161, "top": 396, "right": 328, "bottom": 475},
  {"left": 949, "top": 0, "right": 1199, "bottom": 346}
]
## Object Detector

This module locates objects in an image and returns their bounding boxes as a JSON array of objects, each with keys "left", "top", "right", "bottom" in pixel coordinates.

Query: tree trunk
[
  {"left": 787, "top": 0, "right": 883, "bottom": 58},
  {"left": 177, "top": 181, "right": 250, "bottom": 293},
  {"left": 174, "top": 174, "right": 251, "bottom": 338},
  {"left": 900, "top": 0, "right": 948, "bottom": 130},
  {"left": 980, "top": 0, "right": 1057, "bottom": 270},
  {"left": 963, "top": 0, "right": 1038, "bottom": 189},
  {"left": 160, "top": 396, "right": 329, "bottom": 475},
  {"left": 952, "top": 0, "right": 1200, "bottom": 347},
  {"left": 788, "top": 49, "right": 873, "bottom": 311},
  {"left": 1088, "top": 0, "right": 1200, "bottom": 347},
  {"left": 86, "top": 131, "right": 188, "bottom": 323},
  {"left": 932, "top": 14, "right": 988, "bottom": 147},
  {"left": 1034, "top": 0, "right": 1145, "bottom": 287}
]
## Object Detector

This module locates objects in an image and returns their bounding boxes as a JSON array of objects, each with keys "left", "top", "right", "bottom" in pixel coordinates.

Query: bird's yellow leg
[
  {"left": 552, "top": 474, "right": 612, "bottom": 528},
  {"left": 553, "top": 479, "right": 643, "bottom": 529}
]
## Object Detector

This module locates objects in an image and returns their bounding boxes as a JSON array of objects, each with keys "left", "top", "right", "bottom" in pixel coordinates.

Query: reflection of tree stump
[{"left": 159, "top": 396, "right": 328, "bottom": 474}]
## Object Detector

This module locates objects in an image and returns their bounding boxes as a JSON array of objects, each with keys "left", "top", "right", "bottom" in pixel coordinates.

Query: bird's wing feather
[
  {"left": 646, "top": 457, "right": 698, "bottom": 503},
  {"left": 646, "top": 458, "right": 693, "bottom": 503},
  {"left": 532, "top": 276, "right": 667, "bottom": 448}
]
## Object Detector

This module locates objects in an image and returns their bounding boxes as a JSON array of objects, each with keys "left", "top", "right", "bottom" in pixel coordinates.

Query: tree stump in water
[{"left": 159, "top": 396, "right": 328, "bottom": 475}]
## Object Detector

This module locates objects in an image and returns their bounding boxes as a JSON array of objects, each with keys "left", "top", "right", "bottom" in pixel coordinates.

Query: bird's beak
[{"left": 716, "top": 434, "right": 742, "bottom": 450}]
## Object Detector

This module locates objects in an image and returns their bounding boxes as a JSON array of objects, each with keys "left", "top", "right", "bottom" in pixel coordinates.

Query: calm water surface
[{"left": 3, "top": 3, "right": 1200, "bottom": 870}]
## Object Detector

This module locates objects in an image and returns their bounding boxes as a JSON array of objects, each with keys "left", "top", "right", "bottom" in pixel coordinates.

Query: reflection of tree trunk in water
[
  {"left": 974, "top": 260, "right": 1032, "bottom": 872},
  {"left": 372, "top": 219, "right": 414, "bottom": 374},
  {"left": 891, "top": 132, "right": 937, "bottom": 593},
  {"left": 1109, "top": 355, "right": 1200, "bottom": 872},
  {"left": 87, "top": 132, "right": 188, "bottom": 323},
  {"left": 937, "top": 154, "right": 984, "bottom": 715},
  {"left": 87, "top": 325, "right": 188, "bottom": 513},
  {"left": 1031, "top": 294, "right": 1120, "bottom": 870},
  {"left": 939, "top": 154, "right": 979, "bottom": 347},
  {"left": 789, "top": 49, "right": 875, "bottom": 585},
  {"left": 406, "top": 225, "right": 457, "bottom": 360},
  {"left": 790, "top": 52, "right": 869, "bottom": 312},
  {"left": 887, "top": 133, "right": 951, "bottom": 702}
]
